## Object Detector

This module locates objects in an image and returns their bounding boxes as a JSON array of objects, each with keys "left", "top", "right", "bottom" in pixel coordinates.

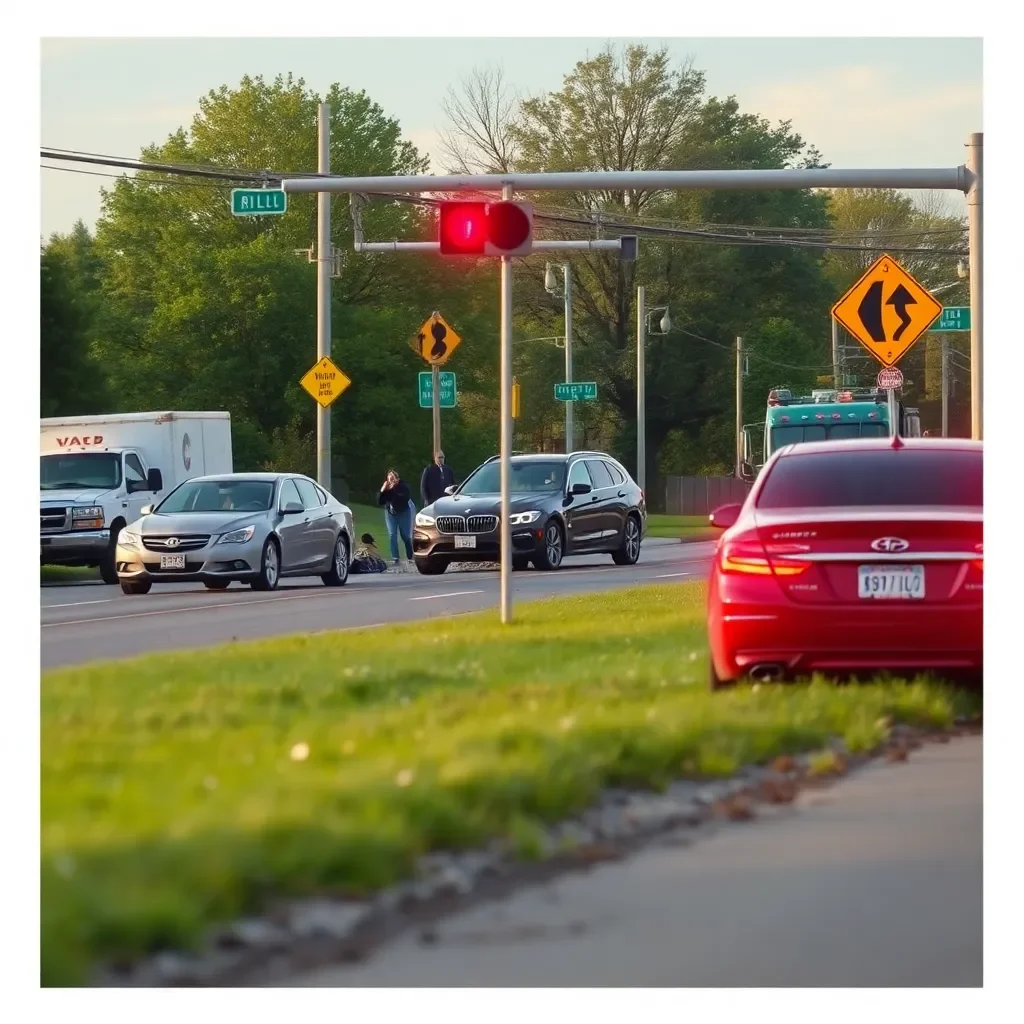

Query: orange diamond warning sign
[{"left": 830, "top": 254, "right": 943, "bottom": 369}]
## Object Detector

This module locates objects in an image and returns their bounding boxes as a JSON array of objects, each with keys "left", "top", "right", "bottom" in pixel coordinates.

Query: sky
[{"left": 39, "top": 36, "right": 982, "bottom": 239}]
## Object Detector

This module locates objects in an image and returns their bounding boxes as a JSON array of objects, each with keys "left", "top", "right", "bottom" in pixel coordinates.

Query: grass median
[
  {"left": 41, "top": 581, "right": 977, "bottom": 985},
  {"left": 645, "top": 513, "right": 717, "bottom": 541}
]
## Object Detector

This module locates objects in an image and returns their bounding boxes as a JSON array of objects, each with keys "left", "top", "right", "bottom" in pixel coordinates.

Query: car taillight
[
  {"left": 973, "top": 542, "right": 983, "bottom": 571},
  {"left": 719, "top": 539, "right": 810, "bottom": 577}
]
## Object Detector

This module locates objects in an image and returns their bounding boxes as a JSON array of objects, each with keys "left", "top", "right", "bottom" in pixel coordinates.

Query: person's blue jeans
[{"left": 385, "top": 501, "right": 414, "bottom": 561}]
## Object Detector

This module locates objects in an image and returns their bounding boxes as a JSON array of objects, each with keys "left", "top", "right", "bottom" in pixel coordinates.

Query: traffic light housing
[{"left": 438, "top": 201, "right": 534, "bottom": 257}]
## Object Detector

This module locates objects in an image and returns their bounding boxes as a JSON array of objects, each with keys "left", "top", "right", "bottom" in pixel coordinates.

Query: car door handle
[
  {"left": 618, "top": 491, "right": 625, "bottom": 497},
  {"left": 591, "top": 495, "right": 599, "bottom": 502}
]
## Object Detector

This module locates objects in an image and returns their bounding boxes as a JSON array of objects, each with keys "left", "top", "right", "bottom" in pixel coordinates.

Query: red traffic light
[{"left": 438, "top": 201, "right": 534, "bottom": 257}]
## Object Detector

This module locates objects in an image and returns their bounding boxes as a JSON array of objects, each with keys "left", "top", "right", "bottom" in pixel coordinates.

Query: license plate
[
  {"left": 454, "top": 535, "right": 477, "bottom": 550},
  {"left": 857, "top": 564, "right": 925, "bottom": 600},
  {"left": 160, "top": 554, "right": 186, "bottom": 570}
]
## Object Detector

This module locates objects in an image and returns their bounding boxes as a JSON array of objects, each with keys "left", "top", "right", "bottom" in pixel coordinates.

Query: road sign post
[
  {"left": 231, "top": 189, "right": 288, "bottom": 216},
  {"left": 418, "top": 372, "right": 457, "bottom": 408},
  {"left": 414, "top": 311, "right": 463, "bottom": 456},
  {"left": 554, "top": 382, "right": 598, "bottom": 402}
]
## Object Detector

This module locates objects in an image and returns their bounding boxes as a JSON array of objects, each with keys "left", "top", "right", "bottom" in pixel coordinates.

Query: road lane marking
[
  {"left": 654, "top": 572, "right": 693, "bottom": 579},
  {"left": 43, "top": 599, "right": 115, "bottom": 609},
  {"left": 409, "top": 590, "right": 485, "bottom": 602}
]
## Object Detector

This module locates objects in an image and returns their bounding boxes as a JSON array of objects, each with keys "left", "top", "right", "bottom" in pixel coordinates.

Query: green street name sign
[
  {"left": 231, "top": 189, "right": 287, "bottom": 216},
  {"left": 554, "top": 381, "right": 598, "bottom": 402},
  {"left": 418, "top": 372, "right": 457, "bottom": 408},
  {"left": 933, "top": 306, "right": 971, "bottom": 332}
]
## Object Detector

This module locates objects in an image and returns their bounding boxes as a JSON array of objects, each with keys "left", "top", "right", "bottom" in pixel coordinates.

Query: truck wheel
[
  {"left": 99, "top": 523, "right": 123, "bottom": 585},
  {"left": 251, "top": 538, "right": 281, "bottom": 591},
  {"left": 120, "top": 579, "right": 152, "bottom": 596}
]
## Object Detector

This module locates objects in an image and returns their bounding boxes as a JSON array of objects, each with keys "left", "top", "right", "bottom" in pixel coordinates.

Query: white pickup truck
[{"left": 40, "top": 411, "right": 233, "bottom": 583}]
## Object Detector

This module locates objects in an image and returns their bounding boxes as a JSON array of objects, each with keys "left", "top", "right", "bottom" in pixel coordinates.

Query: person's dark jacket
[
  {"left": 420, "top": 462, "right": 456, "bottom": 506},
  {"left": 377, "top": 479, "right": 412, "bottom": 518}
]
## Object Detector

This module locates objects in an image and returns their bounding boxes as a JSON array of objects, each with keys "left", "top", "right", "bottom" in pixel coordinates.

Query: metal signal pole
[
  {"left": 499, "top": 184, "right": 514, "bottom": 623},
  {"left": 735, "top": 336, "right": 744, "bottom": 477},
  {"left": 316, "top": 102, "right": 331, "bottom": 490},
  {"left": 966, "top": 132, "right": 983, "bottom": 440}
]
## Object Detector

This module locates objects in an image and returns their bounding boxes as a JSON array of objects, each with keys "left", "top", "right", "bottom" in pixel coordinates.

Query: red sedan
[{"left": 706, "top": 436, "right": 983, "bottom": 689}]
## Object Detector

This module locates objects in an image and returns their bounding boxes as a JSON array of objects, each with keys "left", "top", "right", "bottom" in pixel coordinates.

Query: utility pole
[
  {"left": 563, "top": 264, "right": 574, "bottom": 453},
  {"left": 966, "top": 132, "right": 983, "bottom": 441},
  {"left": 735, "top": 335, "right": 744, "bottom": 478},
  {"left": 831, "top": 319, "right": 841, "bottom": 389},
  {"left": 498, "top": 184, "right": 513, "bottom": 623},
  {"left": 316, "top": 102, "right": 331, "bottom": 491},
  {"left": 636, "top": 285, "right": 646, "bottom": 491},
  {"left": 941, "top": 336, "right": 950, "bottom": 438}
]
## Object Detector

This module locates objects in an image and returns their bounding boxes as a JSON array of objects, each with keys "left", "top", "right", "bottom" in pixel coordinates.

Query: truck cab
[{"left": 40, "top": 411, "right": 232, "bottom": 584}]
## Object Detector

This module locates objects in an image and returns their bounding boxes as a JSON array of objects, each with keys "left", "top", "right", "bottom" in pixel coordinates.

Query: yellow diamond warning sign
[
  {"left": 830, "top": 254, "right": 943, "bottom": 369},
  {"left": 300, "top": 356, "right": 352, "bottom": 409}
]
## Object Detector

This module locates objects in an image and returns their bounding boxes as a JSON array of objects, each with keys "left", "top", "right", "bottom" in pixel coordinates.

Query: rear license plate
[
  {"left": 454, "top": 535, "right": 477, "bottom": 550},
  {"left": 160, "top": 554, "right": 186, "bottom": 570},
  {"left": 857, "top": 564, "right": 925, "bottom": 600}
]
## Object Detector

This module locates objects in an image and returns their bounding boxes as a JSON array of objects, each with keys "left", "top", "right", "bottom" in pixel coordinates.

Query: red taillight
[
  {"left": 719, "top": 538, "right": 809, "bottom": 577},
  {"left": 973, "top": 542, "right": 983, "bottom": 571}
]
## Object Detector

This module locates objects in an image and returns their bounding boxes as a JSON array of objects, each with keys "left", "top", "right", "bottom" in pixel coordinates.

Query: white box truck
[{"left": 41, "top": 411, "right": 232, "bottom": 583}]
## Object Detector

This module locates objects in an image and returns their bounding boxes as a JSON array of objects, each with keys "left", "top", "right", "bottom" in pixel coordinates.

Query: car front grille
[
  {"left": 436, "top": 515, "right": 498, "bottom": 534},
  {"left": 41, "top": 506, "right": 70, "bottom": 533},
  {"left": 142, "top": 535, "right": 211, "bottom": 552}
]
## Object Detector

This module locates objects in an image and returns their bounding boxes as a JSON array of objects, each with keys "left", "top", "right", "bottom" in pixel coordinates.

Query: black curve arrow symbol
[
  {"left": 430, "top": 321, "right": 448, "bottom": 359},
  {"left": 885, "top": 283, "right": 916, "bottom": 342},
  {"left": 856, "top": 280, "right": 886, "bottom": 343}
]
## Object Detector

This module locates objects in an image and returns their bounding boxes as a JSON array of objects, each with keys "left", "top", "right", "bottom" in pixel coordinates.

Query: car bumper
[
  {"left": 708, "top": 583, "right": 983, "bottom": 679},
  {"left": 115, "top": 537, "right": 264, "bottom": 583},
  {"left": 413, "top": 525, "right": 545, "bottom": 562},
  {"left": 40, "top": 529, "right": 110, "bottom": 564}
]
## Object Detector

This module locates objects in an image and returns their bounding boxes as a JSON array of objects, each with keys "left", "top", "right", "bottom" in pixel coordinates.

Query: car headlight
[
  {"left": 509, "top": 510, "right": 541, "bottom": 526},
  {"left": 72, "top": 506, "right": 105, "bottom": 527},
  {"left": 217, "top": 525, "right": 256, "bottom": 545},
  {"left": 119, "top": 529, "right": 140, "bottom": 549},
  {"left": 415, "top": 512, "right": 436, "bottom": 527}
]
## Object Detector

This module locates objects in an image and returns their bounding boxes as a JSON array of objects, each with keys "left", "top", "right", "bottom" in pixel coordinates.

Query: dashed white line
[
  {"left": 409, "top": 590, "right": 485, "bottom": 602},
  {"left": 654, "top": 572, "right": 694, "bottom": 579},
  {"left": 42, "top": 599, "right": 115, "bottom": 609}
]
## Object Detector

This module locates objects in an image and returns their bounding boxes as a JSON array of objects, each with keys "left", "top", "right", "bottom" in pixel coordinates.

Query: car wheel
[
  {"left": 204, "top": 579, "right": 230, "bottom": 590},
  {"left": 611, "top": 513, "right": 642, "bottom": 566},
  {"left": 512, "top": 554, "right": 530, "bottom": 571},
  {"left": 415, "top": 557, "right": 448, "bottom": 575},
  {"left": 251, "top": 538, "right": 281, "bottom": 591},
  {"left": 708, "top": 654, "right": 736, "bottom": 692},
  {"left": 322, "top": 533, "right": 350, "bottom": 587},
  {"left": 120, "top": 578, "right": 152, "bottom": 596},
  {"left": 100, "top": 522, "right": 123, "bottom": 584},
  {"left": 534, "top": 519, "right": 564, "bottom": 571}
]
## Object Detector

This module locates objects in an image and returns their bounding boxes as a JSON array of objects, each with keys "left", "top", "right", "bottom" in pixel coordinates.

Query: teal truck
[{"left": 741, "top": 387, "right": 921, "bottom": 480}]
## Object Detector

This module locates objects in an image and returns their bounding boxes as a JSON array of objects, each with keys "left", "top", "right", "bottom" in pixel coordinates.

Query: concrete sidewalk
[{"left": 287, "top": 736, "right": 982, "bottom": 987}]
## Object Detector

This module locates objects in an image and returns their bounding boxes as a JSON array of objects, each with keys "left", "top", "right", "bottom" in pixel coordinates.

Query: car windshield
[
  {"left": 40, "top": 452, "right": 122, "bottom": 491},
  {"left": 459, "top": 460, "right": 566, "bottom": 495},
  {"left": 771, "top": 421, "right": 888, "bottom": 450},
  {"left": 757, "top": 449, "right": 983, "bottom": 508},
  {"left": 157, "top": 479, "right": 275, "bottom": 513}
]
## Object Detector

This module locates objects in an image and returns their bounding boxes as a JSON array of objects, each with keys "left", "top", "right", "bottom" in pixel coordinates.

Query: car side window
[
  {"left": 294, "top": 478, "right": 320, "bottom": 510},
  {"left": 567, "top": 460, "right": 592, "bottom": 490},
  {"left": 586, "top": 460, "right": 614, "bottom": 489},
  {"left": 125, "top": 454, "right": 147, "bottom": 492},
  {"left": 604, "top": 461, "right": 625, "bottom": 485},
  {"left": 279, "top": 479, "right": 302, "bottom": 510},
  {"left": 314, "top": 484, "right": 329, "bottom": 505}
]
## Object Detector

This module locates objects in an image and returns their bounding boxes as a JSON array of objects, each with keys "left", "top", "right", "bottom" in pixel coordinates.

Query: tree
[{"left": 40, "top": 246, "right": 108, "bottom": 416}]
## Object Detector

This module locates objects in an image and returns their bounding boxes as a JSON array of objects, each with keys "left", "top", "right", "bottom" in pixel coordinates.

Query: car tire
[
  {"left": 204, "top": 579, "right": 230, "bottom": 590},
  {"left": 99, "top": 523, "right": 123, "bottom": 585},
  {"left": 321, "top": 533, "right": 350, "bottom": 587},
  {"left": 611, "top": 513, "right": 642, "bottom": 566},
  {"left": 415, "top": 557, "right": 448, "bottom": 575},
  {"left": 512, "top": 554, "right": 530, "bottom": 571},
  {"left": 534, "top": 519, "right": 564, "bottom": 571},
  {"left": 120, "top": 578, "right": 152, "bottom": 596},
  {"left": 251, "top": 538, "right": 281, "bottom": 591},
  {"left": 708, "top": 654, "right": 736, "bottom": 692}
]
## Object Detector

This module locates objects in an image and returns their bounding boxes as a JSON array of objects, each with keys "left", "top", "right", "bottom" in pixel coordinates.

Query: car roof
[
  {"left": 776, "top": 437, "right": 982, "bottom": 458},
  {"left": 182, "top": 472, "right": 302, "bottom": 483},
  {"left": 487, "top": 451, "right": 618, "bottom": 463}
]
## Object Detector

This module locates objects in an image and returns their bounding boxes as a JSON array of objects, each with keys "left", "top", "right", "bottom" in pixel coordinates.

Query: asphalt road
[
  {"left": 288, "top": 734, "right": 983, "bottom": 988},
  {"left": 41, "top": 538, "right": 715, "bottom": 669}
]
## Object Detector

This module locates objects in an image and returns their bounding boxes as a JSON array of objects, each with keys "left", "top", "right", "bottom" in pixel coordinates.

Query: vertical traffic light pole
[
  {"left": 499, "top": 185, "right": 514, "bottom": 623},
  {"left": 636, "top": 285, "right": 646, "bottom": 492},
  {"left": 316, "top": 102, "right": 331, "bottom": 491}
]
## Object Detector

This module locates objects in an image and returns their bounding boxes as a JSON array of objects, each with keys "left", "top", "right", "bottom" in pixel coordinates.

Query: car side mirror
[
  {"left": 709, "top": 503, "right": 743, "bottom": 530},
  {"left": 282, "top": 501, "right": 304, "bottom": 515},
  {"left": 444, "top": 484, "right": 457, "bottom": 495},
  {"left": 140, "top": 504, "right": 155, "bottom": 517},
  {"left": 570, "top": 482, "right": 592, "bottom": 496},
  {"left": 739, "top": 461, "right": 755, "bottom": 483},
  {"left": 147, "top": 468, "right": 163, "bottom": 492}
]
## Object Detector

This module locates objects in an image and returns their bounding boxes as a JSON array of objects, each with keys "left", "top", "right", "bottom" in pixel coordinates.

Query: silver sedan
[{"left": 114, "top": 473, "right": 354, "bottom": 595}]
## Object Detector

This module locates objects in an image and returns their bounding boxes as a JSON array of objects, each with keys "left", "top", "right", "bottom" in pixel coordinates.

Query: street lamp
[
  {"left": 545, "top": 262, "right": 574, "bottom": 452},
  {"left": 635, "top": 287, "right": 671, "bottom": 492}
]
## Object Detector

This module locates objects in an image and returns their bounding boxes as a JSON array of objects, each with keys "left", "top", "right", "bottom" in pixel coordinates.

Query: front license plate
[
  {"left": 857, "top": 564, "right": 925, "bottom": 600},
  {"left": 454, "top": 535, "right": 477, "bottom": 550},
  {"left": 160, "top": 554, "right": 186, "bottom": 570}
]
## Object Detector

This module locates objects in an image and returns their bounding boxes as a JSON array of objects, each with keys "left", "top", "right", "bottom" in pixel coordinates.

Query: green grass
[
  {"left": 40, "top": 582, "right": 977, "bottom": 985},
  {"left": 41, "top": 565, "right": 100, "bottom": 584},
  {"left": 348, "top": 501, "right": 388, "bottom": 545},
  {"left": 646, "top": 513, "right": 718, "bottom": 541}
]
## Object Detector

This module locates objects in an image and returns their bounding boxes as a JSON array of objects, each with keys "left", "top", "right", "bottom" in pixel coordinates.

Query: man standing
[{"left": 420, "top": 450, "right": 456, "bottom": 507}]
